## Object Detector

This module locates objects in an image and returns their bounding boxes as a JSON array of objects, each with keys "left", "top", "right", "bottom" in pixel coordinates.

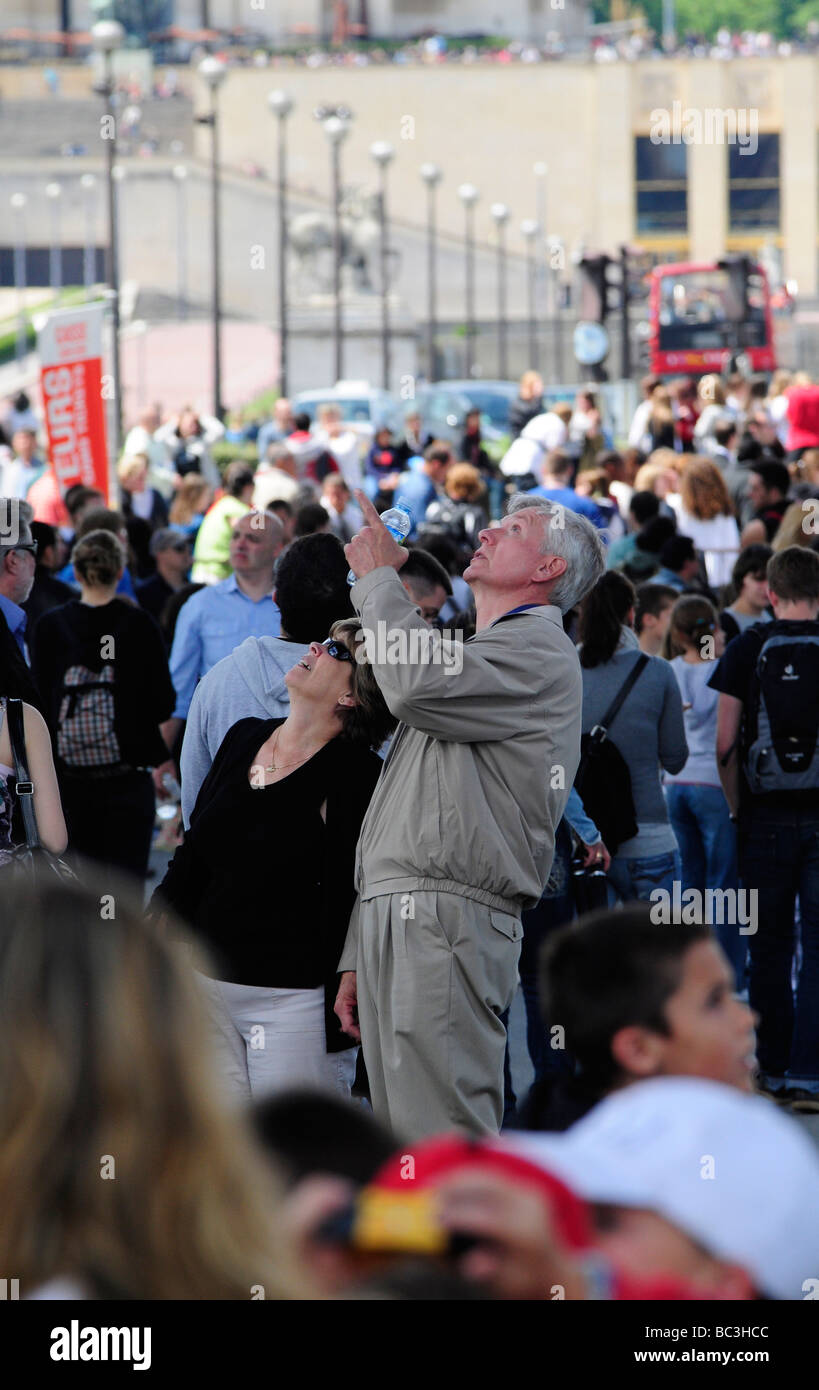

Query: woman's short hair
[
  {"left": 71, "top": 529, "right": 126, "bottom": 588},
  {"left": 331, "top": 617, "right": 398, "bottom": 749},
  {"left": 446, "top": 463, "right": 484, "bottom": 503},
  {"left": 116, "top": 453, "right": 148, "bottom": 486}
]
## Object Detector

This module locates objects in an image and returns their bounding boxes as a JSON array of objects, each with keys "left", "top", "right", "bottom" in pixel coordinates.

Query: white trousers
[{"left": 196, "top": 974, "right": 358, "bottom": 1105}]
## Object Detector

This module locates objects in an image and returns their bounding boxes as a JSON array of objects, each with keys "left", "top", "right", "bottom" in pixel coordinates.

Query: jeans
[
  {"left": 519, "top": 822, "right": 574, "bottom": 1083},
  {"left": 502, "top": 821, "right": 573, "bottom": 1120},
  {"left": 666, "top": 783, "right": 746, "bottom": 986},
  {"left": 738, "top": 809, "right": 819, "bottom": 1088},
  {"left": 607, "top": 847, "right": 681, "bottom": 906}
]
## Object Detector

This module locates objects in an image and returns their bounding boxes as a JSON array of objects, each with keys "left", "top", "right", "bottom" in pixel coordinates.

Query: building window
[
  {"left": 728, "top": 133, "right": 780, "bottom": 231},
  {"left": 635, "top": 136, "right": 688, "bottom": 234}
]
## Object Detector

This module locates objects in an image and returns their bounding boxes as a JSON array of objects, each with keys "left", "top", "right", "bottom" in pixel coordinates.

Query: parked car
[
  {"left": 416, "top": 379, "right": 519, "bottom": 447},
  {"left": 292, "top": 382, "right": 403, "bottom": 445}
]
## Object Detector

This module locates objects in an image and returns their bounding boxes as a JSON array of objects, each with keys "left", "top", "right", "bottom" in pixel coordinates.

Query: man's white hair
[{"left": 506, "top": 493, "right": 606, "bottom": 613}]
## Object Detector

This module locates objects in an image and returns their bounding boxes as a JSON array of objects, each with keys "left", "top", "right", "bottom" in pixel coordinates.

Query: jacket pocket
[{"left": 489, "top": 909, "right": 522, "bottom": 943}]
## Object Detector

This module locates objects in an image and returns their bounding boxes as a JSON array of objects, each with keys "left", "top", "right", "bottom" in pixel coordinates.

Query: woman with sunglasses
[{"left": 151, "top": 618, "right": 395, "bottom": 1103}]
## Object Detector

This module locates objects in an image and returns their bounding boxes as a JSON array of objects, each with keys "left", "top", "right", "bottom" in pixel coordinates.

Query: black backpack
[
  {"left": 742, "top": 622, "right": 819, "bottom": 794},
  {"left": 574, "top": 655, "right": 649, "bottom": 853}
]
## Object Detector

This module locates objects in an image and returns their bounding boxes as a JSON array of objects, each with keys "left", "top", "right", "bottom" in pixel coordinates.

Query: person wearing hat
[
  {"left": 136, "top": 529, "right": 192, "bottom": 630},
  {"left": 509, "top": 1076, "right": 819, "bottom": 1300}
]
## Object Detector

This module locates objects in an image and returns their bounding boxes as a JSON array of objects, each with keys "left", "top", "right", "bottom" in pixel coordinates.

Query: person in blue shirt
[
  {"left": 528, "top": 448, "right": 606, "bottom": 530},
  {"left": 392, "top": 441, "right": 453, "bottom": 540},
  {"left": 0, "top": 514, "right": 37, "bottom": 663},
  {"left": 161, "top": 509, "right": 285, "bottom": 755}
]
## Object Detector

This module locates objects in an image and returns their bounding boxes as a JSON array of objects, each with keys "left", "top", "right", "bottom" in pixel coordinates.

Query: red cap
[{"left": 371, "top": 1134, "right": 593, "bottom": 1253}]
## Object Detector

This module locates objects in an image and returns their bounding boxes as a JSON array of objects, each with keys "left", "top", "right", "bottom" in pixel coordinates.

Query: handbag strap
[
  {"left": 6, "top": 698, "right": 41, "bottom": 850},
  {"left": 597, "top": 653, "right": 650, "bottom": 735}
]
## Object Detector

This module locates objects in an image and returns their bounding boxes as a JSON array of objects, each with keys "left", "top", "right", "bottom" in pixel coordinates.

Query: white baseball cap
[{"left": 505, "top": 1077, "right": 819, "bottom": 1300}]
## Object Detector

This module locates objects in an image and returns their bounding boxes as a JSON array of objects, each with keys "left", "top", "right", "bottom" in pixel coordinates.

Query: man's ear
[
  {"left": 535, "top": 553, "right": 568, "bottom": 586},
  {"left": 610, "top": 1024, "right": 665, "bottom": 1079}
]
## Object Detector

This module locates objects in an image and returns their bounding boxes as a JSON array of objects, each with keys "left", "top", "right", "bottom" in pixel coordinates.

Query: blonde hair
[
  {"left": 698, "top": 374, "right": 726, "bottom": 406},
  {"left": 72, "top": 529, "right": 126, "bottom": 589},
  {"left": 170, "top": 474, "right": 212, "bottom": 526},
  {"left": 0, "top": 873, "right": 309, "bottom": 1300},
  {"left": 446, "top": 463, "right": 485, "bottom": 503},
  {"left": 678, "top": 456, "right": 734, "bottom": 521},
  {"left": 769, "top": 369, "right": 792, "bottom": 399},
  {"left": 634, "top": 459, "right": 678, "bottom": 497},
  {"left": 772, "top": 500, "right": 814, "bottom": 552},
  {"left": 117, "top": 453, "right": 149, "bottom": 486}
]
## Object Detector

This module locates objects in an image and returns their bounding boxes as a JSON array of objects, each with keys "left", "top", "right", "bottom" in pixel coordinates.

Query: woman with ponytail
[{"left": 578, "top": 572, "right": 688, "bottom": 904}]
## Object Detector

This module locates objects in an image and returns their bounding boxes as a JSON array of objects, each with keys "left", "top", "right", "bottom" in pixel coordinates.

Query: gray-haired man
[{"left": 335, "top": 491, "right": 605, "bottom": 1140}]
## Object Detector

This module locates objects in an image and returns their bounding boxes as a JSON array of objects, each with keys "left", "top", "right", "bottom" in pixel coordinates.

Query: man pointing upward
[{"left": 335, "top": 490, "right": 605, "bottom": 1139}]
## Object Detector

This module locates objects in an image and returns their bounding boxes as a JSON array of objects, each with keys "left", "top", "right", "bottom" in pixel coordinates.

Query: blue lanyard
[{"left": 502, "top": 603, "right": 541, "bottom": 618}]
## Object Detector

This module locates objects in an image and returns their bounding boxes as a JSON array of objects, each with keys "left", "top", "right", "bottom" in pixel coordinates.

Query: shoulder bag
[{"left": 6, "top": 698, "right": 77, "bottom": 885}]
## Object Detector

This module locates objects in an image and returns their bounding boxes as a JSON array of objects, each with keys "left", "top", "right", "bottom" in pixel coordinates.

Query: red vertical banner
[{"left": 37, "top": 304, "right": 110, "bottom": 502}]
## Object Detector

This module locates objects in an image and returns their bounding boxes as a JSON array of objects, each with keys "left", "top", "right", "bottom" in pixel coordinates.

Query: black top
[
  {"left": 153, "top": 718, "right": 383, "bottom": 1051},
  {"left": 31, "top": 598, "right": 175, "bottom": 772},
  {"left": 136, "top": 572, "right": 175, "bottom": 628},
  {"left": 22, "top": 569, "right": 77, "bottom": 639},
  {"left": 0, "top": 609, "right": 42, "bottom": 712},
  {"left": 707, "top": 617, "right": 819, "bottom": 812}
]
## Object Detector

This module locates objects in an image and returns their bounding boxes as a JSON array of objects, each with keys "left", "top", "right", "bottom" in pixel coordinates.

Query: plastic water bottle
[{"left": 347, "top": 503, "right": 412, "bottom": 585}]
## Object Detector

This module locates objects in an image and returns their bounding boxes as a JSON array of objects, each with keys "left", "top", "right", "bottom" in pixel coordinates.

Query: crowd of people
[{"left": 1, "top": 365, "right": 819, "bottom": 1304}]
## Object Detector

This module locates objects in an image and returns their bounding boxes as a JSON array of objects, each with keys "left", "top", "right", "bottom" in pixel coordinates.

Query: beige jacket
[{"left": 339, "top": 567, "right": 582, "bottom": 966}]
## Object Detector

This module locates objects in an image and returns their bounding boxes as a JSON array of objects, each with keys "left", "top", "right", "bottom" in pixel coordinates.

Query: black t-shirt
[
  {"left": 31, "top": 598, "right": 175, "bottom": 772},
  {"left": 707, "top": 618, "right": 819, "bottom": 812},
  {"left": 136, "top": 573, "right": 174, "bottom": 627},
  {"left": 154, "top": 718, "right": 383, "bottom": 1045}
]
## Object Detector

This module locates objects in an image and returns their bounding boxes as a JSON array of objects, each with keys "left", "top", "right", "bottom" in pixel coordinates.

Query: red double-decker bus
[{"left": 648, "top": 259, "right": 776, "bottom": 377}]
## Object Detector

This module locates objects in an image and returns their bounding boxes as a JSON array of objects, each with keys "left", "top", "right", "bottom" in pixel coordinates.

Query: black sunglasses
[
  {"left": 13, "top": 542, "right": 38, "bottom": 558},
  {"left": 321, "top": 637, "right": 353, "bottom": 664}
]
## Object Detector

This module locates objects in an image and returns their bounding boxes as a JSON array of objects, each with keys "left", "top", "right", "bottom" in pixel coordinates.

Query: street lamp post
[
  {"left": 320, "top": 112, "right": 351, "bottom": 384},
  {"left": 521, "top": 218, "right": 540, "bottom": 371},
  {"left": 458, "top": 183, "right": 479, "bottom": 378},
  {"left": 268, "top": 90, "right": 294, "bottom": 398},
  {"left": 45, "top": 181, "right": 63, "bottom": 295},
  {"left": 370, "top": 140, "right": 394, "bottom": 392},
  {"left": 80, "top": 173, "right": 97, "bottom": 295},
  {"left": 172, "top": 164, "right": 188, "bottom": 321},
  {"left": 10, "top": 193, "right": 27, "bottom": 365},
  {"left": 92, "top": 18, "right": 125, "bottom": 455},
  {"left": 420, "top": 162, "right": 441, "bottom": 381},
  {"left": 533, "top": 161, "right": 550, "bottom": 320},
  {"left": 198, "top": 56, "right": 227, "bottom": 421},
  {"left": 490, "top": 202, "right": 510, "bottom": 380}
]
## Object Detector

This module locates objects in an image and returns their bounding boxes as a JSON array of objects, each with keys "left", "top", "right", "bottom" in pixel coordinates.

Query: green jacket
[{"left": 191, "top": 496, "right": 250, "bottom": 583}]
